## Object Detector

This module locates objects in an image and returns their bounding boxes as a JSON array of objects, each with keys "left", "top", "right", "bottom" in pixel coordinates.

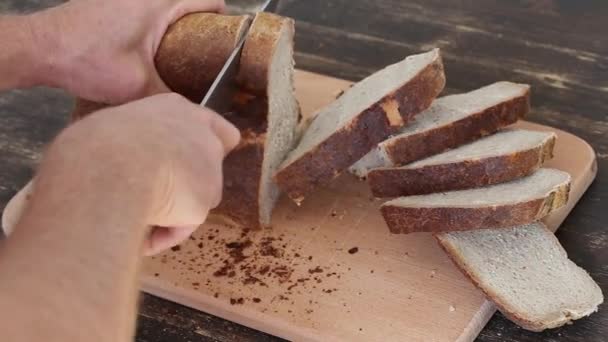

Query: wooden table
[{"left": 1, "top": 1, "right": 606, "bottom": 341}]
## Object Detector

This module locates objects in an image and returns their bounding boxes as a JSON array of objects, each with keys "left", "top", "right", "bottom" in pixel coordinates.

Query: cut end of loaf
[
  {"left": 381, "top": 168, "right": 571, "bottom": 233},
  {"left": 436, "top": 223, "right": 604, "bottom": 331}
]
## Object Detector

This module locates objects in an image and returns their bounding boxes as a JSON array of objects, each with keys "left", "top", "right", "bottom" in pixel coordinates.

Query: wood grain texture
[
  {"left": 139, "top": 70, "right": 596, "bottom": 342},
  {"left": 0, "top": 0, "right": 606, "bottom": 341}
]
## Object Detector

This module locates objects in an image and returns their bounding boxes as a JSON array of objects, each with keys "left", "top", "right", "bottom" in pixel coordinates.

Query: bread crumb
[{"left": 449, "top": 305, "right": 456, "bottom": 312}]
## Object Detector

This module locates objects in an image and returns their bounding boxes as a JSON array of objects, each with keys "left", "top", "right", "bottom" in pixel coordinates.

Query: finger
[
  {"left": 144, "top": 225, "right": 198, "bottom": 256},
  {"left": 144, "top": 69, "right": 173, "bottom": 97},
  {"left": 208, "top": 112, "right": 241, "bottom": 155},
  {"left": 168, "top": 0, "right": 226, "bottom": 23}
]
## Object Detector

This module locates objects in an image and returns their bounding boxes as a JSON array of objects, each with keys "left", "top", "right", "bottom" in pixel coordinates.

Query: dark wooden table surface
[{"left": 1, "top": 0, "right": 606, "bottom": 341}]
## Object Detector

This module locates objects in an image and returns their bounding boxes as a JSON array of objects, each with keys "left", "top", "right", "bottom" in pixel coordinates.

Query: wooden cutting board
[{"left": 141, "top": 70, "right": 597, "bottom": 342}]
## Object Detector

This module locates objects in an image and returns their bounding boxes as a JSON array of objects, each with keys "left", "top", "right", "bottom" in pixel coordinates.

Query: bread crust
[
  {"left": 435, "top": 223, "right": 600, "bottom": 331},
  {"left": 368, "top": 134, "right": 556, "bottom": 197},
  {"left": 212, "top": 133, "right": 265, "bottom": 227},
  {"left": 236, "top": 13, "right": 293, "bottom": 95},
  {"left": 155, "top": 13, "right": 251, "bottom": 102},
  {"left": 383, "top": 89, "right": 530, "bottom": 166},
  {"left": 381, "top": 180, "right": 570, "bottom": 234},
  {"left": 274, "top": 56, "right": 446, "bottom": 202}
]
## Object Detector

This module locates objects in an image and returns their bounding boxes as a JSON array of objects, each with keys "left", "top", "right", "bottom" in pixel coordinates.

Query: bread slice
[
  {"left": 275, "top": 49, "right": 446, "bottom": 203},
  {"left": 349, "top": 82, "right": 530, "bottom": 178},
  {"left": 436, "top": 222, "right": 604, "bottom": 331},
  {"left": 212, "top": 13, "right": 300, "bottom": 228},
  {"left": 381, "top": 168, "right": 571, "bottom": 234},
  {"left": 368, "top": 129, "right": 556, "bottom": 197}
]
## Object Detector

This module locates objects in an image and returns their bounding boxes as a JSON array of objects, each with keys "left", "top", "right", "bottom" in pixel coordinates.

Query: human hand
[
  {"left": 31, "top": 0, "right": 225, "bottom": 104},
  {"left": 31, "top": 93, "right": 240, "bottom": 255}
]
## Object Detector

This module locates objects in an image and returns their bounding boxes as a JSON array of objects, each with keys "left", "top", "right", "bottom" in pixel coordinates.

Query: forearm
[
  {"left": 0, "top": 14, "right": 53, "bottom": 91},
  {"left": 0, "top": 129, "right": 156, "bottom": 342}
]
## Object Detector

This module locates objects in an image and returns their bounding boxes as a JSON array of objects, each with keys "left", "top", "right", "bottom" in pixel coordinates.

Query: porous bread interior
[
  {"left": 438, "top": 223, "right": 603, "bottom": 330},
  {"left": 349, "top": 81, "right": 529, "bottom": 175},
  {"left": 281, "top": 49, "right": 440, "bottom": 168},
  {"left": 404, "top": 129, "right": 554, "bottom": 168},
  {"left": 385, "top": 168, "right": 569, "bottom": 207},
  {"left": 258, "top": 26, "right": 299, "bottom": 225}
]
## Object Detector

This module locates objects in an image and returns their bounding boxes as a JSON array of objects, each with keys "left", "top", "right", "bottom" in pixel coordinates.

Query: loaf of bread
[
  {"left": 381, "top": 168, "right": 571, "bottom": 234},
  {"left": 69, "top": 13, "right": 300, "bottom": 229},
  {"left": 349, "top": 82, "right": 530, "bottom": 178},
  {"left": 436, "top": 222, "right": 604, "bottom": 331},
  {"left": 275, "top": 49, "right": 446, "bottom": 204},
  {"left": 368, "top": 129, "right": 556, "bottom": 197}
]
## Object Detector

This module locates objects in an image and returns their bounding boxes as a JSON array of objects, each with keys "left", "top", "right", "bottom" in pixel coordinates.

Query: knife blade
[{"left": 201, "top": 0, "right": 280, "bottom": 113}]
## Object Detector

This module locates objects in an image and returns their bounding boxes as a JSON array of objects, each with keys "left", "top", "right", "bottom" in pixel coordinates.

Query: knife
[{"left": 201, "top": 0, "right": 279, "bottom": 114}]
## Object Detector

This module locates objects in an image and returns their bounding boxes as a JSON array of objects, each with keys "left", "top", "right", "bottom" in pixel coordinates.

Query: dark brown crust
[
  {"left": 155, "top": 13, "right": 251, "bottom": 102},
  {"left": 380, "top": 180, "right": 570, "bottom": 234},
  {"left": 368, "top": 134, "right": 556, "bottom": 197},
  {"left": 274, "top": 53, "right": 446, "bottom": 202},
  {"left": 434, "top": 223, "right": 557, "bottom": 332},
  {"left": 236, "top": 13, "right": 293, "bottom": 96},
  {"left": 212, "top": 134, "right": 265, "bottom": 228},
  {"left": 384, "top": 88, "right": 531, "bottom": 165}
]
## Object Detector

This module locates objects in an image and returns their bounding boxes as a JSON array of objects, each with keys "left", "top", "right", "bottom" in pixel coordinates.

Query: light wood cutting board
[{"left": 141, "top": 70, "right": 597, "bottom": 342}]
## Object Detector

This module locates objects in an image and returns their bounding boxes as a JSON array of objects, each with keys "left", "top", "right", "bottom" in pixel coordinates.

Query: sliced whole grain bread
[
  {"left": 368, "top": 129, "right": 556, "bottom": 197},
  {"left": 349, "top": 82, "right": 530, "bottom": 178},
  {"left": 381, "top": 168, "right": 571, "bottom": 234},
  {"left": 212, "top": 13, "right": 300, "bottom": 228},
  {"left": 275, "top": 49, "right": 446, "bottom": 203},
  {"left": 436, "top": 222, "right": 604, "bottom": 331}
]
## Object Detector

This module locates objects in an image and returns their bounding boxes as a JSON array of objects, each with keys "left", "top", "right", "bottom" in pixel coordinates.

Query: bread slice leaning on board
[
  {"left": 436, "top": 223, "right": 604, "bottom": 331},
  {"left": 368, "top": 129, "right": 556, "bottom": 197},
  {"left": 274, "top": 49, "right": 446, "bottom": 204},
  {"left": 349, "top": 81, "right": 530, "bottom": 178},
  {"left": 381, "top": 168, "right": 571, "bottom": 234}
]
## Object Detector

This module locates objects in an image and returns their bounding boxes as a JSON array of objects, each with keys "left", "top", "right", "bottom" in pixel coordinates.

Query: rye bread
[
  {"left": 381, "top": 168, "right": 571, "bottom": 234},
  {"left": 368, "top": 129, "right": 556, "bottom": 197},
  {"left": 436, "top": 222, "right": 604, "bottom": 331},
  {"left": 274, "top": 49, "right": 446, "bottom": 203},
  {"left": 212, "top": 13, "right": 299, "bottom": 228},
  {"left": 349, "top": 82, "right": 530, "bottom": 178}
]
